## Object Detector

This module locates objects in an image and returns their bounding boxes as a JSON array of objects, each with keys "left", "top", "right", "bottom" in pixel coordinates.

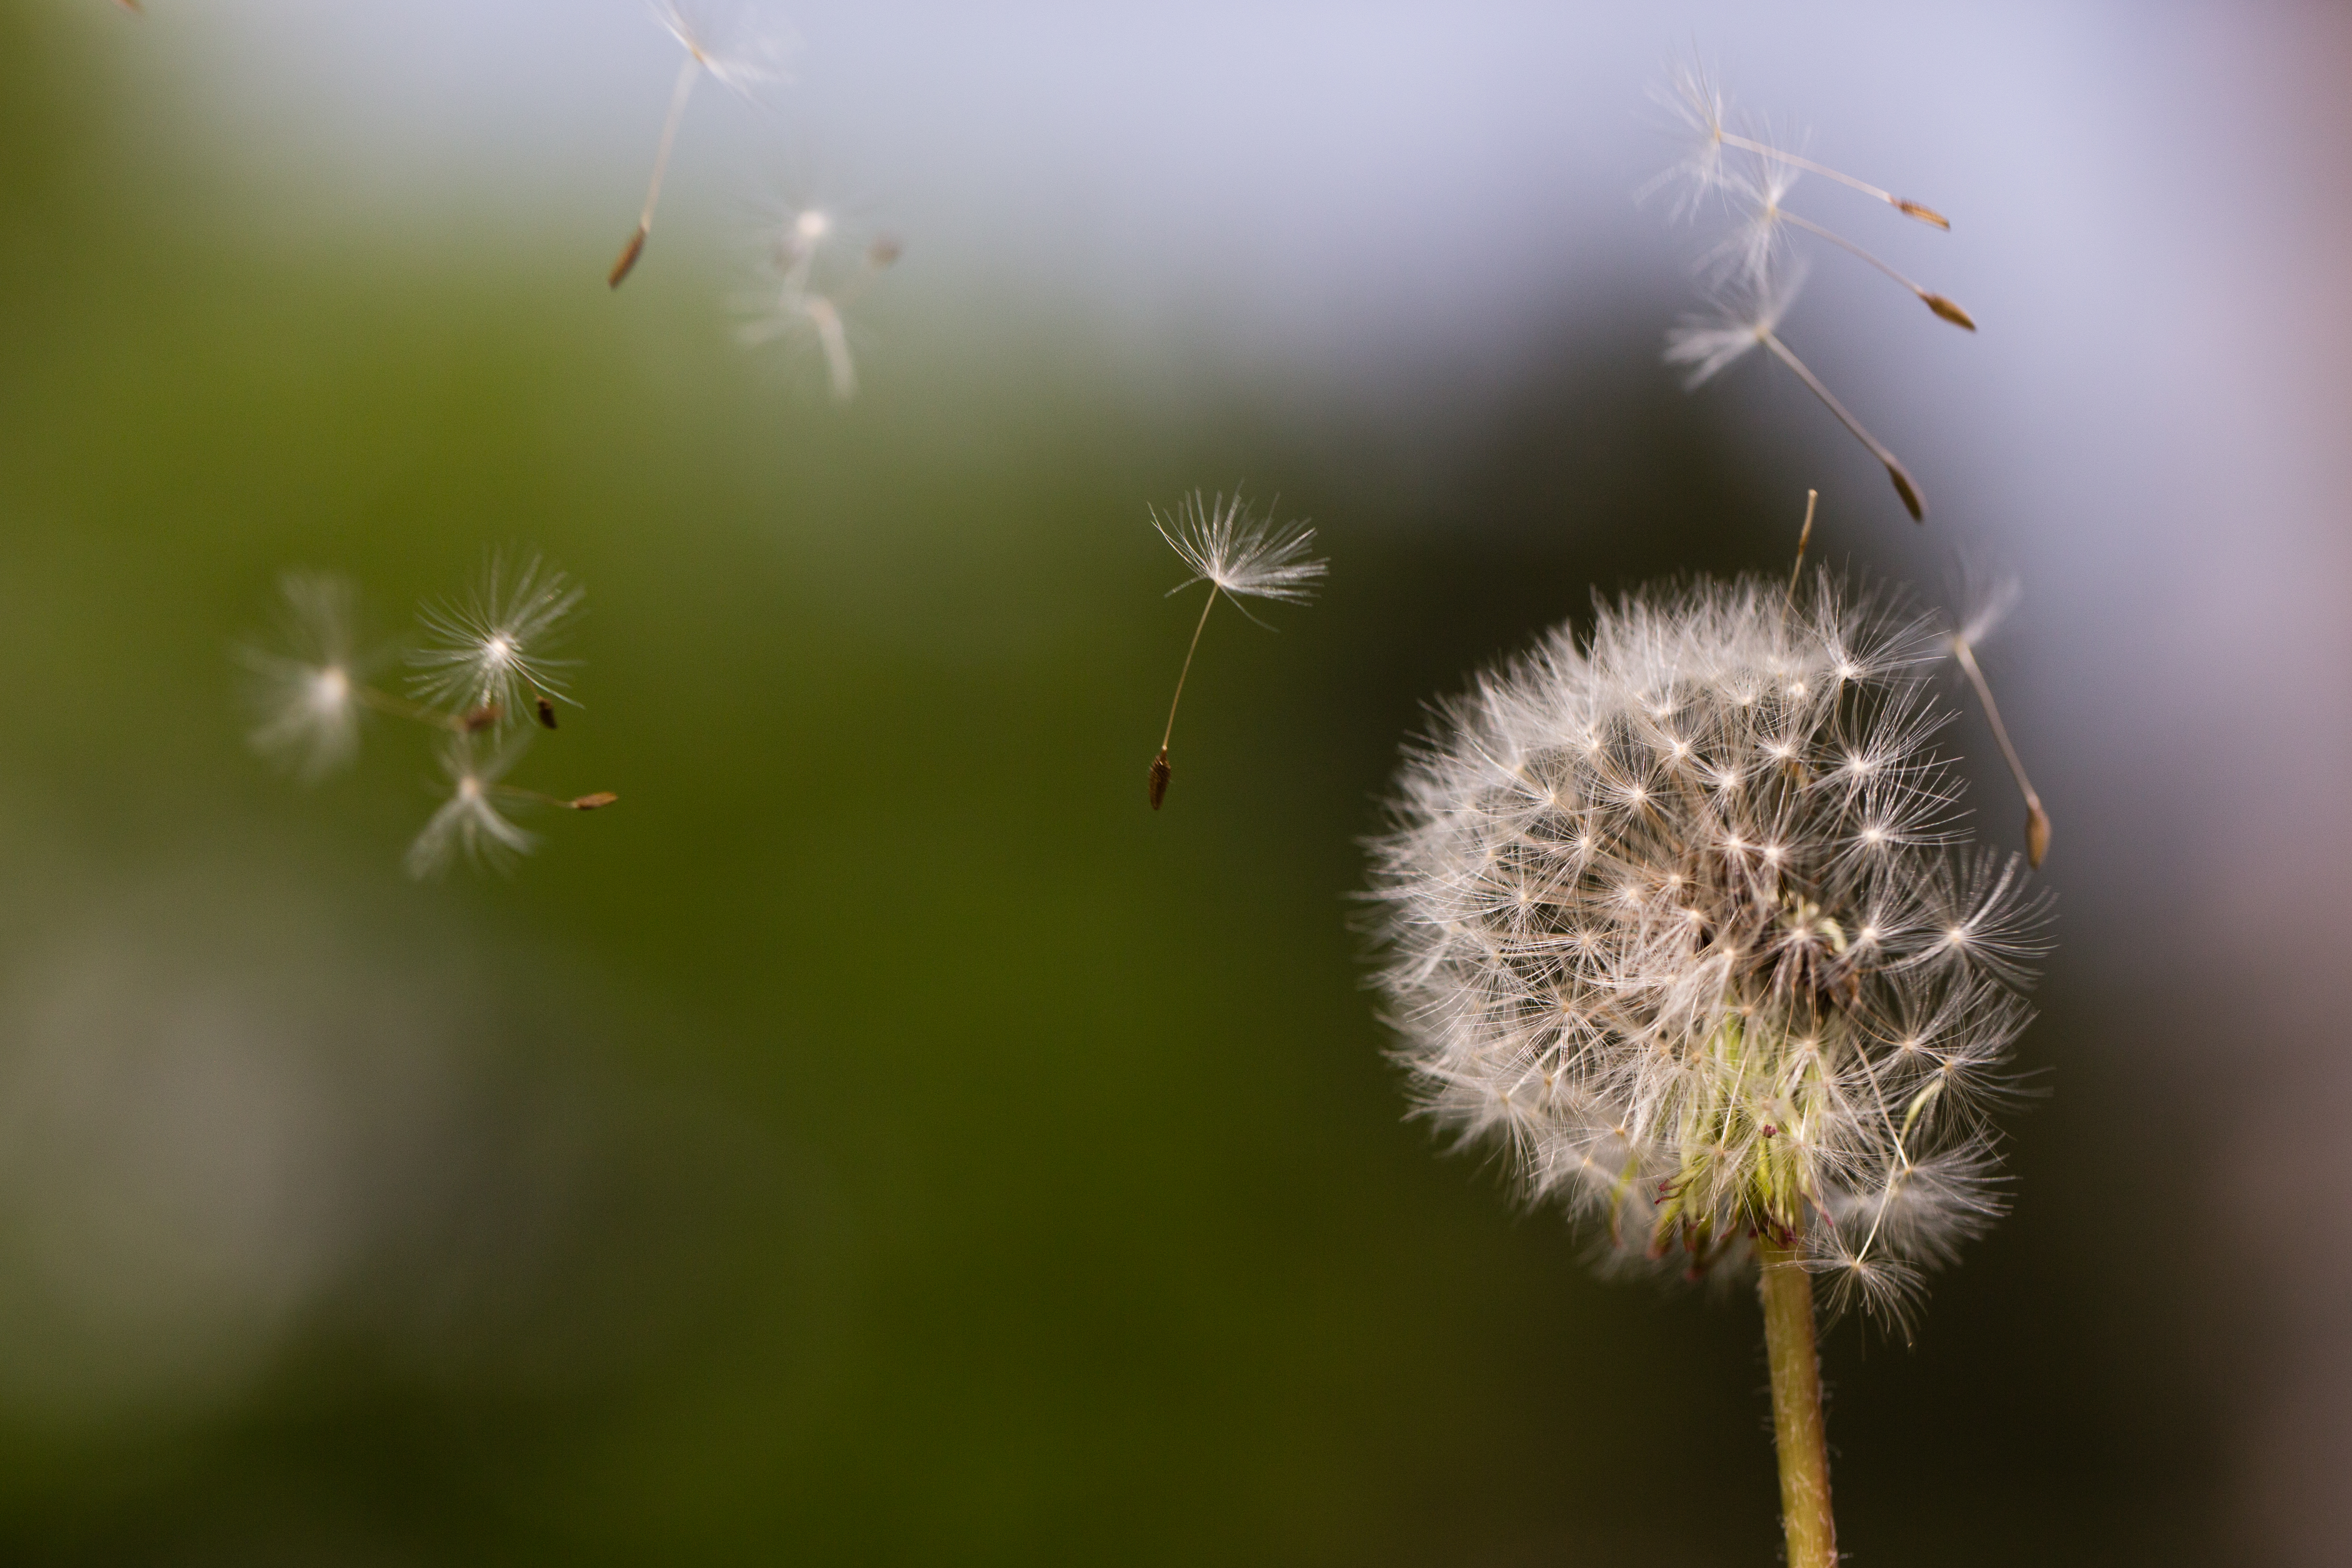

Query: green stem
[{"left": 1757, "top": 1236, "right": 1838, "bottom": 1568}]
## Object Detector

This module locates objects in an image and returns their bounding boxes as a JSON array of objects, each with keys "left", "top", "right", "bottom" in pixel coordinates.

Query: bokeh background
[{"left": 3, "top": 1, "right": 2349, "bottom": 1562}]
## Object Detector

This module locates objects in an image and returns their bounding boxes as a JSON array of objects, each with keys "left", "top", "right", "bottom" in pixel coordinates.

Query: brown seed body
[
  {"left": 1886, "top": 462, "right": 1927, "bottom": 523},
  {"left": 1895, "top": 198, "right": 1951, "bottom": 230},
  {"left": 535, "top": 695, "right": 559, "bottom": 730},
  {"left": 569, "top": 793, "right": 620, "bottom": 811},
  {"left": 2025, "top": 803, "right": 2052, "bottom": 868},
  {"left": 609, "top": 225, "right": 649, "bottom": 289},
  {"left": 462, "top": 704, "right": 504, "bottom": 733},
  {"left": 1924, "top": 293, "right": 1977, "bottom": 330},
  {"left": 1147, "top": 749, "right": 1172, "bottom": 810}
]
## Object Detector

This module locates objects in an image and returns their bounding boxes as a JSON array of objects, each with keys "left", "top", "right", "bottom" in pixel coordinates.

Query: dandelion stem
[
  {"left": 1779, "top": 211, "right": 1976, "bottom": 329},
  {"left": 1718, "top": 131, "right": 1949, "bottom": 229},
  {"left": 1950, "top": 635, "right": 2051, "bottom": 866},
  {"left": 1759, "top": 330, "right": 1927, "bottom": 522},
  {"left": 611, "top": 56, "right": 702, "bottom": 288},
  {"left": 1160, "top": 585, "right": 1221, "bottom": 755},
  {"left": 1758, "top": 1236, "right": 1839, "bottom": 1568}
]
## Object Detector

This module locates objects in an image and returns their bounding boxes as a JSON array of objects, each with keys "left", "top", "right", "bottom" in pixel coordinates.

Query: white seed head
[
  {"left": 239, "top": 571, "right": 366, "bottom": 783},
  {"left": 1365, "top": 573, "right": 2050, "bottom": 1324},
  {"left": 408, "top": 554, "right": 582, "bottom": 721},
  {"left": 1701, "top": 137, "right": 1804, "bottom": 291},
  {"left": 735, "top": 204, "right": 894, "bottom": 402},
  {"left": 1153, "top": 491, "right": 1328, "bottom": 605},
  {"left": 405, "top": 732, "right": 536, "bottom": 880},
  {"left": 654, "top": 0, "right": 797, "bottom": 96},
  {"left": 1640, "top": 60, "right": 1737, "bottom": 220},
  {"left": 1664, "top": 261, "right": 1806, "bottom": 389}
]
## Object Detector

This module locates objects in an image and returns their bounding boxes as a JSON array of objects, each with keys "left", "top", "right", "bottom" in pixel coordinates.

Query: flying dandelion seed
[
  {"left": 1704, "top": 153, "right": 1976, "bottom": 331},
  {"left": 735, "top": 204, "right": 900, "bottom": 401},
  {"left": 242, "top": 559, "right": 616, "bottom": 877},
  {"left": 1945, "top": 578, "right": 2052, "bottom": 866},
  {"left": 1146, "top": 492, "right": 1326, "bottom": 810},
  {"left": 610, "top": 0, "right": 798, "bottom": 288},
  {"left": 408, "top": 554, "right": 583, "bottom": 723},
  {"left": 1653, "top": 60, "right": 1973, "bottom": 523},
  {"left": 1366, "top": 569, "right": 2050, "bottom": 1566},
  {"left": 238, "top": 571, "right": 369, "bottom": 783},
  {"left": 1665, "top": 267, "right": 1929, "bottom": 522},
  {"left": 406, "top": 732, "right": 538, "bottom": 880},
  {"left": 1652, "top": 59, "right": 1951, "bottom": 230}
]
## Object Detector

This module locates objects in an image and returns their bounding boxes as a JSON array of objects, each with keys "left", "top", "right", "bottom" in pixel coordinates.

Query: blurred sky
[{"left": 12, "top": 1, "right": 2352, "bottom": 1562}]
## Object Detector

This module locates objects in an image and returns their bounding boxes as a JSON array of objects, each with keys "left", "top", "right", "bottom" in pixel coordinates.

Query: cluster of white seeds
[
  {"left": 1366, "top": 574, "right": 2046, "bottom": 1322},
  {"left": 241, "top": 558, "right": 615, "bottom": 879}
]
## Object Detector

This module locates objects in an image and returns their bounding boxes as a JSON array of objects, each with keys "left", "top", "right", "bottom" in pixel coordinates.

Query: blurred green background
[{"left": 0, "top": 6, "right": 2223, "bottom": 1563}]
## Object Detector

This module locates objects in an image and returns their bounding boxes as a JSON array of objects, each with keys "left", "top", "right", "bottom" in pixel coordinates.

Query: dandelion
[
  {"left": 403, "top": 729, "right": 622, "bottom": 880},
  {"left": 610, "top": 0, "right": 798, "bottom": 288},
  {"left": 1365, "top": 569, "right": 2049, "bottom": 1567},
  {"left": 1705, "top": 154, "right": 1977, "bottom": 331},
  {"left": 1145, "top": 491, "right": 1326, "bottom": 809},
  {"left": 242, "top": 559, "right": 616, "bottom": 876},
  {"left": 1653, "top": 61, "right": 1973, "bottom": 524},
  {"left": 238, "top": 571, "right": 369, "bottom": 782},
  {"left": 1666, "top": 267, "right": 1929, "bottom": 522},
  {"left": 1652, "top": 59, "right": 1951, "bottom": 230},
  {"left": 406, "top": 732, "right": 537, "bottom": 879},
  {"left": 736, "top": 205, "right": 901, "bottom": 400},
  {"left": 408, "top": 554, "right": 583, "bottom": 724},
  {"left": 1946, "top": 576, "right": 2052, "bottom": 866}
]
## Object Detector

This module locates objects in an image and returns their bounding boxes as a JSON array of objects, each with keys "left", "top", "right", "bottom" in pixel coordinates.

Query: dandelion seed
[
  {"left": 409, "top": 554, "right": 583, "bottom": 724},
  {"left": 736, "top": 204, "right": 899, "bottom": 401},
  {"left": 1653, "top": 59, "right": 1952, "bottom": 231},
  {"left": 1947, "top": 590, "right": 2051, "bottom": 867},
  {"left": 1663, "top": 264, "right": 1800, "bottom": 388},
  {"left": 1756, "top": 330, "right": 1928, "bottom": 522},
  {"left": 239, "top": 571, "right": 367, "bottom": 783},
  {"left": 610, "top": 0, "right": 797, "bottom": 288},
  {"left": 406, "top": 732, "right": 537, "bottom": 879},
  {"left": 1667, "top": 271, "right": 1927, "bottom": 522},
  {"left": 1146, "top": 492, "right": 1327, "bottom": 810},
  {"left": 1715, "top": 170, "right": 1976, "bottom": 331}
]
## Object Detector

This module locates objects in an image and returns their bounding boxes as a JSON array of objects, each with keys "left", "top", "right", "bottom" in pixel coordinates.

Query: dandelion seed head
[
  {"left": 1702, "top": 136, "right": 1805, "bottom": 289},
  {"left": 405, "top": 733, "right": 537, "bottom": 880},
  {"left": 408, "top": 554, "right": 582, "bottom": 723},
  {"left": 1663, "top": 263, "right": 1806, "bottom": 389},
  {"left": 1153, "top": 492, "right": 1328, "bottom": 605},
  {"left": 1954, "top": 571, "right": 2023, "bottom": 654},
  {"left": 736, "top": 202, "right": 893, "bottom": 401},
  {"left": 654, "top": 0, "right": 797, "bottom": 96},
  {"left": 1367, "top": 572, "right": 2049, "bottom": 1313},
  {"left": 240, "top": 571, "right": 367, "bottom": 783},
  {"left": 1641, "top": 59, "right": 1737, "bottom": 219}
]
